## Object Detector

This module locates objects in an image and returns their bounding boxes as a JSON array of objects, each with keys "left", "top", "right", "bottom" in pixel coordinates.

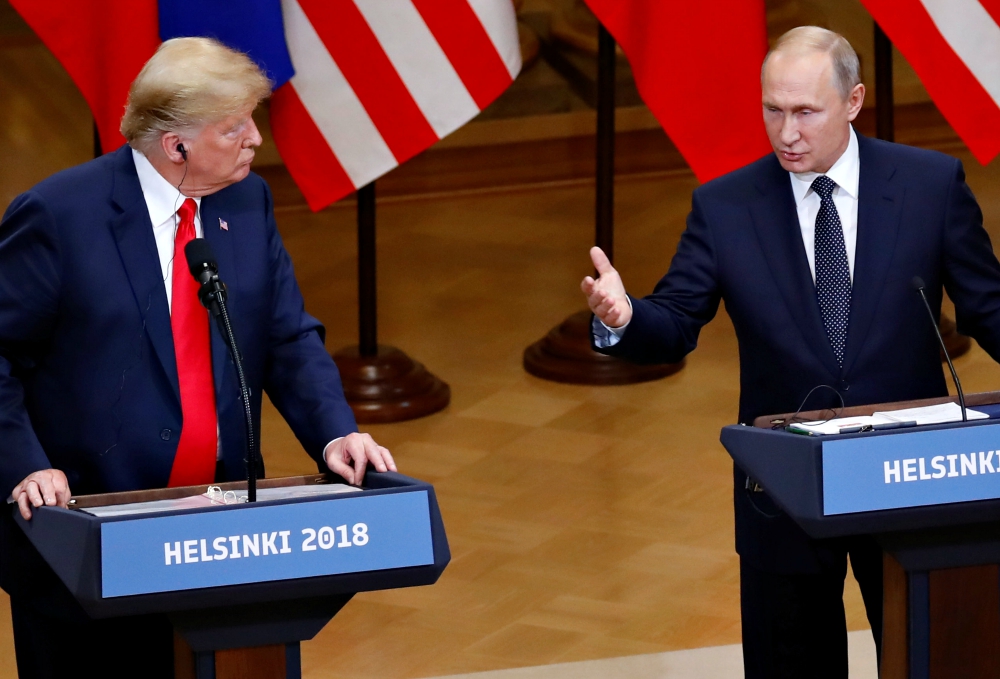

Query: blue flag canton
[{"left": 159, "top": 0, "right": 295, "bottom": 89}]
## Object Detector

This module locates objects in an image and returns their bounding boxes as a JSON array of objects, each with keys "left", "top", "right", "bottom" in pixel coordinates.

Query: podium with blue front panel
[
  {"left": 13, "top": 471, "right": 450, "bottom": 679},
  {"left": 722, "top": 391, "right": 1000, "bottom": 679}
]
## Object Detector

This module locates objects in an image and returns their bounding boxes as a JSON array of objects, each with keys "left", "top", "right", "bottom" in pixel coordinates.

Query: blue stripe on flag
[{"left": 159, "top": 0, "right": 294, "bottom": 88}]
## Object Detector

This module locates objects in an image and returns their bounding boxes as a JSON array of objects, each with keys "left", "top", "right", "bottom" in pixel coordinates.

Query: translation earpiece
[{"left": 177, "top": 143, "right": 187, "bottom": 161}]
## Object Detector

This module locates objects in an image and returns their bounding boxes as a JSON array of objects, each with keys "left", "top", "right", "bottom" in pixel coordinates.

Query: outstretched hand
[{"left": 581, "top": 247, "right": 631, "bottom": 328}]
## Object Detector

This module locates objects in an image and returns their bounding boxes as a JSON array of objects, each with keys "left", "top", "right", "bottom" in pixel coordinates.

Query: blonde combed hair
[
  {"left": 762, "top": 26, "right": 861, "bottom": 100},
  {"left": 121, "top": 37, "right": 272, "bottom": 154}
]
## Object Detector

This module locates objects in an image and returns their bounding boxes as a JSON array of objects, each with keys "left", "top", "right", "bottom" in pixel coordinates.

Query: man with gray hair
[
  {"left": 0, "top": 38, "right": 393, "bottom": 676},
  {"left": 583, "top": 26, "right": 1000, "bottom": 677}
]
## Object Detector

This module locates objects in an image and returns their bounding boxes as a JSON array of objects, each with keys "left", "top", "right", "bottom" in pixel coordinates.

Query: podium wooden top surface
[{"left": 751, "top": 390, "right": 1000, "bottom": 429}]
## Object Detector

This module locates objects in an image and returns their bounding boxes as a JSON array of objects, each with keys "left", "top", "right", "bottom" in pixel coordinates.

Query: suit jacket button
[{"left": 160, "top": 429, "right": 172, "bottom": 441}]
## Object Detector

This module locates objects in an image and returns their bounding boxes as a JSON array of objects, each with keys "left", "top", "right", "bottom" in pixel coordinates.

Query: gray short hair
[
  {"left": 762, "top": 26, "right": 861, "bottom": 100},
  {"left": 121, "top": 37, "right": 272, "bottom": 154}
]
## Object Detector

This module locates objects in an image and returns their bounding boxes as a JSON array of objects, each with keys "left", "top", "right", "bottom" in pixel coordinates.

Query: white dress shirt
[
  {"left": 596, "top": 126, "right": 861, "bottom": 345},
  {"left": 132, "top": 148, "right": 203, "bottom": 312}
]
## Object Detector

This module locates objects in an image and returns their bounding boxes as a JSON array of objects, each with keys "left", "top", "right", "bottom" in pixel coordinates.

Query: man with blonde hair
[
  {"left": 583, "top": 26, "right": 1000, "bottom": 677},
  {"left": 0, "top": 38, "right": 393, "bottom": 676}
]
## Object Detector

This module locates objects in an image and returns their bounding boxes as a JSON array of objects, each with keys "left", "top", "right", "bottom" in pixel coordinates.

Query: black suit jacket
[{"left": 598, "top": 133, "right": 1000, "bottom": 572}]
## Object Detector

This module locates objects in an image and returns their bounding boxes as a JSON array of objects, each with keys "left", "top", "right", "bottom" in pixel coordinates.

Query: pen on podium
[{"left": 838, "top": 420, "right": 918, "bottom": 435}]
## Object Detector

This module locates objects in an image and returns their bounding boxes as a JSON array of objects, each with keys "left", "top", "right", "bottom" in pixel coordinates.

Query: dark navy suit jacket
[
  {"left": 0, "top": 146, "right": 358, "bottom": 600},
  {"left": 598, "top": 134, "right": 1000, "bottom": 572}
]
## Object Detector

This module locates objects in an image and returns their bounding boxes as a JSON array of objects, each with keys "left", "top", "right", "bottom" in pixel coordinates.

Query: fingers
[
  {"left": 10, "top": 470, "right": 72, "bottom": 521},
  {"left": 325, "top": 433, "right": 396, "bottom": 486},
  {"left": 16, "top": 492, "right": 32, "bottom": 521},
  {"left": 590, "top": 247, "right": 614, "bottom": 275}
]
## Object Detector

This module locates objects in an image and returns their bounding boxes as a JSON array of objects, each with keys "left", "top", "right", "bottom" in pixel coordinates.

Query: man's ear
[
  {"left": 846, "top": 83, "right": 865, "bottom": 122},
  {"left": 160, "top": 132, "right": 186, "bottom": 164}
]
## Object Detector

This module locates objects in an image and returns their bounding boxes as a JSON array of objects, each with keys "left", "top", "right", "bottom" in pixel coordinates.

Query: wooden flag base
[
  {"left": 523, "top": 310, "right": 683, "bottom": 385},
  {"left": 332, "top": 345, "right": 450, "bottom": 423}
]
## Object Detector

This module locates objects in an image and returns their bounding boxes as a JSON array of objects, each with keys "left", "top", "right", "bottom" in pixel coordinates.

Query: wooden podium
[
  {"left": 722, "top": 392, "right": 1000, "bottom": 678},
  {"left": 12, "top": 472, "right": 450, "bottom": 679}
]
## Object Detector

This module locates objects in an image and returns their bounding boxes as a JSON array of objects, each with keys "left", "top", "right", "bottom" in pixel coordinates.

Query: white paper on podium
[
  {"left": 788, "top": 402, "right": 987, "bottom": 435},
  {"left": 80, "top": 483, "right": 361, "bottom": 517}
]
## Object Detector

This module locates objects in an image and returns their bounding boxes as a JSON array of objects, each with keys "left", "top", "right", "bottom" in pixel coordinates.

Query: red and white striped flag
[
  {"left": 271, "top": 0, "right": 521, "bottom": 211},
  {"left": 861, "top": 0, "right": 1000, "bottom": 165}
]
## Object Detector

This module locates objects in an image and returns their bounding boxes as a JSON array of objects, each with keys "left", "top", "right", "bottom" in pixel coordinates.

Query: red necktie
[{"left": 167, "top": 199, "right": 218, "bottom": 487}]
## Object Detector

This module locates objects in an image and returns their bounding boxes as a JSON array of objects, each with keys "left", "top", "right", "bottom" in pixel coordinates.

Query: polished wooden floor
[{"left": 4, "top": 27, "right": 1000, "bottom": 679}]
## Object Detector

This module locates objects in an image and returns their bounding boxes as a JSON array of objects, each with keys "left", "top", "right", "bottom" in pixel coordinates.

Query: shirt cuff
[{"left": 592, "top": 298, "right": 632, "bottom": 347}]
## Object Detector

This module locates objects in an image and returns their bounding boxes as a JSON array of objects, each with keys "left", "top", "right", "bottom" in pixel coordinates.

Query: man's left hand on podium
[{"left": 323, "top": 433, "right": 397, "bottom": 485}]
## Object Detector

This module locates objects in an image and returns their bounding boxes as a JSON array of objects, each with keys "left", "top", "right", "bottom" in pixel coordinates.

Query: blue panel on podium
[
  {"left": 101, "top": 491, "right": 434, "bottom": 597},
  {"left": 823, "top": 423, "right": 1000, "bottom": 515}
]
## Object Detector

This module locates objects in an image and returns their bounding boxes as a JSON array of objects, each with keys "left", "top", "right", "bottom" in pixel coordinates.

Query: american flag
[
  {"left": 271, "top": 0, "right": 521, "bottom": 210},
  {"left": 860, "top": 0, "right": 1000, "bottom": 166},
  {"left": 10, "top": 0, "right": 521, "bottom": 212}
]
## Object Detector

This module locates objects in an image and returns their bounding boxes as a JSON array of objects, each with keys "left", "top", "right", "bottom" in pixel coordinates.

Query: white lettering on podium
[
  {"left": 213, "top": 537, "right": 229, "bottom": 560},
  {"left": 918, "top": 458, "right": 932, "bottom": 480},
  {"left": 262, "top": 532, "right": 278, "bottom": 555},
  {"left": 903, "top": 459, "right": 917, "bottom": 482},
  {"left": 279, "top": 531, "right": 292, "bottom": 554},
  {"left": 981, "top": 451, "right": 996, "bottom": 474},
  {"left": 165, "top": 541, "right": 182, "bottom": 565},
  {"left": 947, "top": 454, "right": 960, "bottom": 477},
  {"left": 961, "top": 453, "right": 978, "bottom": 476},
  {"left": 228, "top": 535, "right": 241, "bottom": 558},
  {"left": 243, "top": 534, "right": 259, "bottom": 557},
  {"left": 183, "top": 540, "right": 198, "bottom": 563},
  {"left": 931, "top": 456, "right": 947, "bottom": 478}
]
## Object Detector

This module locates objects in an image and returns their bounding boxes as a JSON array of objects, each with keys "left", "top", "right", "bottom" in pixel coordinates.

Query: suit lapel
[
  {"left": 200, "top": 197, "right": 238, "bottom": 396},
  {"left": 107, "top": 147, "right": 179, "bottom": 400},
  {"left": 842, "top": 135, "right": 903, "bottom": 374},
  {"left": 748, "top": 156, "right": 843, "bottom": 378}
]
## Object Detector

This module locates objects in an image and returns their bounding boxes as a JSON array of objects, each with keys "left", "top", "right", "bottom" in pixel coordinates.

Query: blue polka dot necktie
[{"left": 812, "top": 175, "right": 851, "bottom": 366}]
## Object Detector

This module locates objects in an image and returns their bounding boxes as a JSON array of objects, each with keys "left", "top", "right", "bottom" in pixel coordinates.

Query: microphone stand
[
  {"left": 913, "top": 277, "right": 967, "bottom": 422},
  {"left": 199, "top": 276, "right": 259, "bottom": 502}
]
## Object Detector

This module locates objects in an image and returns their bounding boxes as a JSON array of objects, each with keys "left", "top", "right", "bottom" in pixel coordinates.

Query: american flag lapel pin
[{"left": 219, "top": 217, "right": 229, "bottom": 231}]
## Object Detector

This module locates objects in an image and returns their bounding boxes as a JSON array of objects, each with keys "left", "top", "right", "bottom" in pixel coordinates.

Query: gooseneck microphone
[
  {"left": 912, "top": 276, "right": 967, "bottom": 422},
  {"left": 185, "top": 238, "right": 259, "bottom": 501}
]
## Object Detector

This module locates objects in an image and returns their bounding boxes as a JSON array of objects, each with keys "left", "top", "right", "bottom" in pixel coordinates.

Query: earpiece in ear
[{"left": 177, "top": 143, "right": 187, "bottom": 161}]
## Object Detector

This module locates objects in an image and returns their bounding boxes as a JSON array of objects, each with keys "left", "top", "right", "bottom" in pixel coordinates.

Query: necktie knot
[
  {"left": 811, "top": 175, "right": 836, "bottom": 200},
  {"left": 177, "top": 198, "right": 197, "bottom": 225}
]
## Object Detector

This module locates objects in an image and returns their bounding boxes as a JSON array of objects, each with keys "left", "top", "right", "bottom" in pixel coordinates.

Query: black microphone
[
  {"left": 184, "top": 239, "right": 227, "bottom": 314},
  {"left": 912, "top": 276, "right": 967, "bottom": 422},
  {"left": 184, "top": 238, "right": 259, "bottom": 501}
]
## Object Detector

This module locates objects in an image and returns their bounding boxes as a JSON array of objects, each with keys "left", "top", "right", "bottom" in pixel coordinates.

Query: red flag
[
  {"left": 583, "top": 0, "right": 771, "bottom": 183},
  {"left": 9, "top": 1, "right": 159, "bottom": 154},
  {"left": 271, "top": 0, "right": 522, "bottom": 211},
  {"left": 860, "top": 0, "right": 1000, "bottom": 166}
]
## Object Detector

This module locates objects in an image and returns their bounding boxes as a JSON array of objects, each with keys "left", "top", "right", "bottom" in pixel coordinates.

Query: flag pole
[
  {"left": 331, "top": 181, "right": 450, "bottom": 422},
  {"left": 522, "top": 23, "right": 683, "bottom": 384},
  {"left": 873, "top": 22, "right": 969, "bottom": 361}
]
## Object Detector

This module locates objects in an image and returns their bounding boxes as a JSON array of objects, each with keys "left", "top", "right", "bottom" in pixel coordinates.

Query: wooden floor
[{"left": 5, "top": 25, "right": 1000, "bottom": 679}]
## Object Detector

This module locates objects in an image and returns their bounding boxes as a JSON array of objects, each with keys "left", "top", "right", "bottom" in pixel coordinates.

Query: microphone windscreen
[
  {"left": 185, "top": 238, "right": 217, "bottom": 277},
  {"left": 911, "top": 276, "right": 926, "bottom": 291}
]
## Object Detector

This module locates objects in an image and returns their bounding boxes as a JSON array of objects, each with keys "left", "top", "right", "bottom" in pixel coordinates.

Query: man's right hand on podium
[
  {"left": 581, "top": 246, "right": 632, "bottom": 329},
  {"left": 10, "top": 469, "right": 70, "bottom": 520}
]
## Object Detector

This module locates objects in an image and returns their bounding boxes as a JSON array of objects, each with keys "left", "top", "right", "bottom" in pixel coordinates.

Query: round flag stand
[
  {"left": 523, "top": 24, "right": 683, "bottom": 385},
  {"left": 332, "top": 182, "right": 450, "bottom": 423}
]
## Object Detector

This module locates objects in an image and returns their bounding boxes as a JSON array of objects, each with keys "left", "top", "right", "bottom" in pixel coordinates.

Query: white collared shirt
[
  {"left": 131, "top": 147, "right": 203, "bottom": 312},
  {"left": 789, "top": 126, "right": 860, "bottom": 283}
]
